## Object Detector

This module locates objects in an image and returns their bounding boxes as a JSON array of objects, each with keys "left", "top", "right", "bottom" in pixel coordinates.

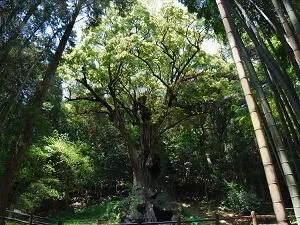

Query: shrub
[{"left": 222, "top": 182, "right": 259, "bottom": 214}]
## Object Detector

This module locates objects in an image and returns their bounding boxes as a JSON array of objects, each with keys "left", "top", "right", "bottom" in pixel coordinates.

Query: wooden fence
[
  {"left": 3, "top": 209, "right": 295, "bottom": 225},
  {"left": 101, "top": 213, "right": 294, "bottom": 225},
  {"left": 4, "top": 210, "right": 54, "bottom": 225},
  {"left": 101, "top": 209, "right": 295, "bottom": 225}
]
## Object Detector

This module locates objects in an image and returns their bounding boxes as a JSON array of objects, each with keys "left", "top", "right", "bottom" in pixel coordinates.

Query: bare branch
[
  {"left": 174, "top": 48, "right": 200, "bottom": 83},
  {"left": 119, "top": 79, "right": 136, "bottom": 105},
  {"left": 130, "top": 51, "right": 170, "bottom": 89},
  {"left": 156, "top": 40, "right": 179, "bottom": 83},
  {"left": 186, "top": 21, "right": 198, "bottom": 48},
  {"left": 159, "top": 113, "right": 196, "bottom": 135},
  {"left": 76, "top": 67, "right": 113, "bottom": 113},
  {"left": 157, "top": 40, "right": 174, "bottom": 60},
  {"left": 65, "top": 96, "right": 99, "bottom": 102},
  {"left": 106, "top": 62, "right": 137, "bottom": 121}
]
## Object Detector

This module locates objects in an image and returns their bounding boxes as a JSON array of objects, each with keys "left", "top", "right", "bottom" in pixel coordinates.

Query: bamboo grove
[{"left": 181, "top": 0, "right": 300, "bottom": 224}]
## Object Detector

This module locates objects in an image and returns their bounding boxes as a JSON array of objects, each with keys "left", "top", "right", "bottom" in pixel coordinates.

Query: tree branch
[
  {"left": 156, "top": 40, "right": 180, "bottom": 83},
  {"left": 75, "top": 109, "right": 110, "bottom": 115},
  {"left": 159, "top": 113, "right": 196, "bottom": 135},
  {"left": 65, "top": 96, "right": 99, "bottom": 102},
  {"left": 174, "top": 48, "right": 200, "bottom": 83},
  {"left": 76, "top": 66, "right": 113, "bottom": 113},
  {"left": 130, "top": 51, "right": 170, "bottom": 89}
]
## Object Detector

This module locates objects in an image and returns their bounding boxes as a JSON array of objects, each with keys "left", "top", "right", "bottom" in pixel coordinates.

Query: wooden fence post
[
  {"left": 251, "top": 211, "right": 258, "bottom": 225},
  {"left": 29, "top": 213, "right": 33, "bottom": 225},
  {"left": 178, "top": 215, "right": 181, "bottom": 225},
  {"left": 215, "top": 212, "right": 220, "bottom": 225}
]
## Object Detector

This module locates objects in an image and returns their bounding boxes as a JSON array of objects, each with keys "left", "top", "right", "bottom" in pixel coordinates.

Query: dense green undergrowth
[
  {"left": 52, "top": 198, "right": 218, "bottom": 225},
  {"left": 8, "top": 198, "right": 294, "bottom": 225},
  {"left": 52, "top": 200, "right": 121, "bottom": 225}
]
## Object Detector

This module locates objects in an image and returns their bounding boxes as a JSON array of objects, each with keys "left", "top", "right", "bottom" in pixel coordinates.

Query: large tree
[{"left": 61, "top": 3, "right": 236, "bottom": 221}]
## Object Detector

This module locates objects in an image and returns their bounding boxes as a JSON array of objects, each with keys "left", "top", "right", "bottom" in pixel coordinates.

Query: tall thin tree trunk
[
  {"left": 279, "top": 88, "right": 300, "bottom": 156},
  {"left": 0, "top": 6, "right": 20, "bottom": 34},
  {"left": 235, "top": 2, "right": 300, "bottom": 125},
  {"left": 0, "top": 0, "right": 42, "bottom": 62},
  {"left": 249, "top": 0, "right": 300, "bottom": 78},
  {"left": 0, "top": 28, "right": 62, "bottom": 130},
  {"left": 215, "top": 1, "right": 288, "bottom": 224},
  {"left": 262, "top": 65, "right": 300, "bottom": 182},
  {"left": 0, "top": 25, "right": 61, "bottom": 130},
  {"left": 0, "top": 1, "right": 84, "bottom": 224},
  {"left": 234, "top": 2, "right": 300, "bottom": 223},
  {"left": 271, "top": 0, "right": 300, "bottom": 67},
  {"left": 262, "top": 24, "right": 300, "bottom": 79},
  {"left": 282, "top": 0, "right": 300, "bottom": 43},
  {"left": 235, "top": 0, "right": 300, "bottom": 134},
  {"left": 280, "top": 89, "right": 300, "bottom": 139},
  {"left": 0, "top": 62, "right": 37, "bottom": 130}
]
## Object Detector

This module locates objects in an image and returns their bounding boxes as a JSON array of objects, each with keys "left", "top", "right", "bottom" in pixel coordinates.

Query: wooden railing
[
  {"left": 4, "top": 210, "right": 54, "bottom": 225},
  {"left": 3, "top": 209, "right": 295, "bottom": 225},
  {"left": 100, "top": 210, "right": 295, "bottom": 225}
]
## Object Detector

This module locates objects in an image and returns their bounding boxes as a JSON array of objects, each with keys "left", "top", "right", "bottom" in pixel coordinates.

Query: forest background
[{"left": 0, "top": 0, "right": 299, "bottom": 224}]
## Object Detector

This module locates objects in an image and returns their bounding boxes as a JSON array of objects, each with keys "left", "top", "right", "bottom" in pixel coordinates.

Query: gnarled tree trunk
[{"left": 113, "top": 109, "right": 159, "bottom": 222}]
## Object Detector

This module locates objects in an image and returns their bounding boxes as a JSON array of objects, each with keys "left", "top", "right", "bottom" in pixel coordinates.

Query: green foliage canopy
[{"left": 61, "top": 2, "right": 238, "bottom": 138}]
